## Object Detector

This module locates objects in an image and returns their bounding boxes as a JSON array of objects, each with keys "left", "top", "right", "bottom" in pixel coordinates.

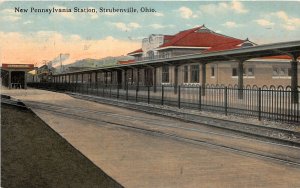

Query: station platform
[{"left": 2, "top": 87, "right": 300, "bottom": 188}]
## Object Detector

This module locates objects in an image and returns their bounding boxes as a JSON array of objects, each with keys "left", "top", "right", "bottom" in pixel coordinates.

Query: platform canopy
[
  {"left": 132, "top": 40, "right": 300, "bottom": 66},
  {"left": 57, "top": 40, "right": 300, "bottom": 73},
  {"left": 55, "top": 40, "right": 300, "bottom": 102}
]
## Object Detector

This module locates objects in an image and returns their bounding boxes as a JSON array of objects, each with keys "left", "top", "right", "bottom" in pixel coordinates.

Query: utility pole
[{"left": 60, "top": 53, "right": 62, "bottom": 73}]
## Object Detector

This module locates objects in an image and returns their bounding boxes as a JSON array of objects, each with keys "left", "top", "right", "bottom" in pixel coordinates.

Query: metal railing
[{"left": 27, "top": 82, "right": 300, "bottom": 123}]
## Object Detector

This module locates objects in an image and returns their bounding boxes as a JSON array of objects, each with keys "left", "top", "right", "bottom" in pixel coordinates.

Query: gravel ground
[
  {"left": 129, "top": 100, "right": 300, "bottom": 132},
  {"left": 72, "top": 94, "right": 300, "bottom": 144},
  {"left": 1, "top": 103, "right": 123, "bottom": 188}
]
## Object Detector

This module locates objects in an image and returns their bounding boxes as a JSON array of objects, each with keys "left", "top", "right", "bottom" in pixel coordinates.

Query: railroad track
[
  {"left": 25, "top": 100, "right": 289, "bottom": 144},
  {"left": 21, "top": 99, "right": 300, "bottom": 166},
  {"left": 69, "top": 93, "right": 300, "bottom": 147},
  {"left": 3, "top": 94, "right": 300, "bottom": 166}
]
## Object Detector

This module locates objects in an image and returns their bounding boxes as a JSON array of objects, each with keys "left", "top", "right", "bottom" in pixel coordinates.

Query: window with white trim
[
  {"left": 190, "top": 65, "right": 199, "bottom": 83},
  {"left": 232, "top": 67, "right": 238, "bottom": 77},
  {"left": 183, "top": 65, "right": 188, "bottom": 83},
  {"left": 232, "top": 66, "right": 255, "bottom": 78},
  {"left": 272, "top": 66, "right": 291, "bottom": 78},
  {"left": 162, "top": 65, "right": 169, "bottom": 83},
  {"left": 247, "top": 67, "right": 254, "bottom": 76},
  {"left": 211, "top": 65, "right": 215, "bottom": 78}
]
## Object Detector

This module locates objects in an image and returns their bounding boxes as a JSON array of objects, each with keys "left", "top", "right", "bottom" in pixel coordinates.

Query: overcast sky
[{"left": 1, "top": 1, "right": 300, "bottom": 66}]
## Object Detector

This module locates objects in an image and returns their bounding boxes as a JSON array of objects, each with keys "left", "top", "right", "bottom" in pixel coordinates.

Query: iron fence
[{"left": 27, "top": 82, "right": 300, "bottom": 123}]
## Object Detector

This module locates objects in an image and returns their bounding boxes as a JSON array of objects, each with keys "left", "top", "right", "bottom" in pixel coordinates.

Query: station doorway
[{"left": 11, "top": 71, "right": 25, "bottom": 88}]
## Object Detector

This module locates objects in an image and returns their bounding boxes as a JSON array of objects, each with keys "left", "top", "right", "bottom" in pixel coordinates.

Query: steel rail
[
  {"left": 25, "top": 100, "right": 299, "bottom": 147},
  {"left": 71, "top": 94, "right": 300, "bottom": 146},
  {"left": 25, "top": 102, "right": 300, "bottom": 167}
]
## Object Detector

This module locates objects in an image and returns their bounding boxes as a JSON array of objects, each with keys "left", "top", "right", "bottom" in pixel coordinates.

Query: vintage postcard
[{"left": 1, "top": 1, "right": 300, "bottom": 188}]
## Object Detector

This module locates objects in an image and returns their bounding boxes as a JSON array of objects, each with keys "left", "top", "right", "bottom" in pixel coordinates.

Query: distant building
[
  {"left": 1, "top": 64, "right": 35, "bottom": 89},
  {"left": 36, "top": 65, "right": 55, "bottom": 82}
]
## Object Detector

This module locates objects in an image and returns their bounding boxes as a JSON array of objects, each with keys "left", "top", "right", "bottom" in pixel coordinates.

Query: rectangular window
[
  {"left": 190, "top": 65, "right": 199, "bottom": 83},
  {"left": 162, "top": 65, "right": 169, "bottom": 83},
  {"left": 232, "top": 66, "right": 255, "bottom": 78},
  {"left": 273, "top": 67, "right": 279, "bottom": 76},
  {"left": 248, "top": 67, "right": 254, "bottom": 76},
  {"left": 232, "top": 67, "right": 237, "bottom": 77},
  {"left": 211, "top": 66, "right": 215, "bottom": 77},
  {"left": 279, "top": 68, "right": 286, "bottom": 76},
  {"left": 184, "top": 66, "right": 188, "bottom": 83},
  {"left": 272, "top": 66, "right": 291, "bottom": 78}
]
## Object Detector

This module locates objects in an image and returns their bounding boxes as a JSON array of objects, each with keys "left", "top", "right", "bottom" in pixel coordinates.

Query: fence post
[
  {"left": 225, "top": 87, "right": 228, "bottom": 116},
  {"left": 198, "top": 86, "right": 202, "bottom": 111},
  {"left": 91, "top": 83, "right": 93, "bottom": 96},
  {"left": 161, "top": 85, "right": 164, "bottom": 105},
  {"left": 110, "top": 84, "right": 112, "bottom": 98},
  {"left": 96, "top": 83, "right": 99, "bottom": 96},
  {"left": 102, "top": 84, "right": 105, "bottom": 97},
  {"left": 126, "top": 84, "right": 128, "bottom": 101},
  {"left": 117, "top": 84, "right": 119, "bottom": 99},
  {"left": 258, "top": 88, "right": 262, "bottom": 121},
  {"left": 135, "top": 85, "right": 138, "bottom": 102},
  {"left": 178, "top": 85, "right": 181, "bottom": 108},
  {"left": 147, "top": 86, "right": 150, "bottom": 104}
]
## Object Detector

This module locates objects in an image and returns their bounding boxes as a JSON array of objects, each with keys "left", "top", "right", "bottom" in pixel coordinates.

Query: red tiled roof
[
  {"left": 128, "top": 48, "right": 143, "bottom": 55},
  {"left": 159, "top": 26, "right": 243, "bottom": 48},
  {"left": 164, "top": 35, "right": 174, "bottom": 39},
  {"left": 128, "top": 26, "right": 245, "bottom": 55},
  {"left": 118, "top": 59, "right": 135, "bottom": 64},
  {"left": 163, "top": 35, "right": 175, "bottom": 43},
  {"left": 203, "top": 40, "right": 245, "bottom": 53},
  {"left": 260, "top": 55, "right": 292, "bottom": 60},
  {"left": 126, "top": 25, "right": 298, "bottom": 61}
]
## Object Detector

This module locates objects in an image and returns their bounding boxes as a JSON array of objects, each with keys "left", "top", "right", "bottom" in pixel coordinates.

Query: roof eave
[{"left": 156, "top": 46, "right": 210, "bottom": 51}]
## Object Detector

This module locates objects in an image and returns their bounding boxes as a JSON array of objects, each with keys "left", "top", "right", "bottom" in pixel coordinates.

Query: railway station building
[
  {"left": 1, "top": 64, "right": 35, "bottom": 89},
  {"left": 29, "top": 25, "right": 300, "bottom": 122},
  {"left": 125, "top": 25, "right": 299, "bottom": 88},
  {"left": 51, "top": 25, "right": 299, "bottom": 100}
]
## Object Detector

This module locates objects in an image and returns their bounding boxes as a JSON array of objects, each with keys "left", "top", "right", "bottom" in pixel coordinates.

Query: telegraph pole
[{"left": 60, "top": 53, "right": 62, "bottom": 73}]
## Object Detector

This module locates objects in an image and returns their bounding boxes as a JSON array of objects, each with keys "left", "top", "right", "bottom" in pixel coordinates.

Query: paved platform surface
[
  {"left": 1, "top": 103, "right": 122, "bottom": 188},
  {"left": 2, "top": 88, "right": 300, "bottom": 188}
]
